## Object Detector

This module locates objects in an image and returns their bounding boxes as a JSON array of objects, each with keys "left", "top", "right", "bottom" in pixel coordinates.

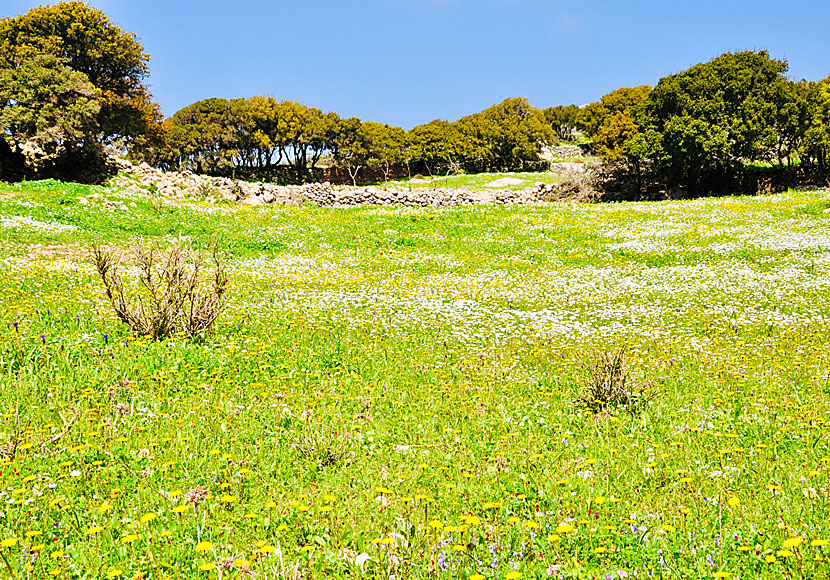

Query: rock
[{"left": 241, "top": 196, "right": 265, "bottom": 207}]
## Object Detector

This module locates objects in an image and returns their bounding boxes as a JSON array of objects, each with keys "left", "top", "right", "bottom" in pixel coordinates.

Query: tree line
[
  {"left": 1, "top": 2, "right": 829, "bottom": 195},
  {"left": 135, "top": 96, "right": 558, "bottom": 184}
]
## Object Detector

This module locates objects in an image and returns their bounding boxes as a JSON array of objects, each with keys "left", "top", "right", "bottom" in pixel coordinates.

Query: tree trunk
[{"left": 347, "top": 165, "right": 360, "bottom": 187}]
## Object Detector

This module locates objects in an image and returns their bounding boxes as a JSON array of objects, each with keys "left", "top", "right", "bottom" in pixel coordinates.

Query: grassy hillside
[{"left": 0, "top": 179, "right": 829, "bottom": 579}]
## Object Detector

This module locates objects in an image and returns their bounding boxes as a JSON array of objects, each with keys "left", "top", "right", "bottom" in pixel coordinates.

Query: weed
[
  {"left": 577, "top": 347, "right": 652, "bottom": 413},
  {"left": 292, "top": 423, "right": 354, "bottom": 468}
]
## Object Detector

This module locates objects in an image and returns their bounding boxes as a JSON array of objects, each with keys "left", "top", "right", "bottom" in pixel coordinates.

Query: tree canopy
[{"left": 0, "top": 1, "right": 161, "bottom": 179}]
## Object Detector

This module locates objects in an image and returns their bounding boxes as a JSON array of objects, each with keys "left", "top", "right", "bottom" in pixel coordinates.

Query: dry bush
[
  {"left": 91, "top": 242, "right": 229, "bottom": 340},
  {"left": 577, "top": 347, "right": 652, "bottom": 413}
]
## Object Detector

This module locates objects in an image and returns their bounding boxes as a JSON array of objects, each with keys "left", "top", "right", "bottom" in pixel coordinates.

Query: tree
[
  {"left": 361, "top": 122, "right": 406, "bottom": 184},
  {"left": 642, "top": 50, "right": 789, "bottom": 192},
  {"left": 805, "top": 77, "right": 830, "bottom": 176},
  {"left": 456, "top": 98, "right": 553, "bottom": 172},
  {"left": 275, "top": 101, "right": 336, "bottom": 180},
  {"left": 163, "top": 98, "right": 240, "bottom": 175},
  {"left": 577, "top": 86, "right": 651, "bottom": 138},
  {"left": 407, "top": 120, "right": 462, "bottom": 176},
  {"left": 330, "top": 117, "right": 367, "bottom": 186},
  {"left": 246, "top": 95, "right": 284, "bottom": 170},
  {"left": 0, "top": 1, "right": 157, "bottom": 144},
  {"left": 0, "top": 54, "right": 100, "bottom": 178},
  {"left": 766, "top": 79, "right": 810, "bottom": 167},
  {"left": 543, "top": 104, "right": 581, "bottom": 141}
]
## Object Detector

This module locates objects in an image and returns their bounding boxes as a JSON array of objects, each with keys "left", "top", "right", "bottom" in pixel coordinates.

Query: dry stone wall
[{"left": 110, "top": 159, "right": 585, "bottom": 207}]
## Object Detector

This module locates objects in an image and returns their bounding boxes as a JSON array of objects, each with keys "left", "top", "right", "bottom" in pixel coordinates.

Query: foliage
[
  {"left": 91, "top": 242, "right": 229, "bottom": 340},
  {"left": 577, "top": 86, "right": 651, "bottom": 139},
  {"left": 543, "top": 104, "right": 581, "bottom": 142},
  {"left": 643, "top": 50, "right": 790, "bottom": 192},
  {"left": 805, "top": 77, "right": 830, "bottom": 175},
  {"left": 156, "top": 98, "right": 242, "bottom": 175},
  {"left": 0, "top": 1, "right": 157, "bottom": 142},
  {"left": 455, "top": 97, "right": 554, "bottom": 172},
  {"left": 329, "top": 117, "right": 368, "bottom": 186},
  {"left": 0, "top": 54, "right": 100, "bottom": 173},
  {"left": 405, "top": 119, "right": 462, "bottom": 176},
  {"left": 361, "top": 122, "right": 406, "bottom": 183},
  {"left": 0, "top": 1, "right": 161, "bottom": 179}
]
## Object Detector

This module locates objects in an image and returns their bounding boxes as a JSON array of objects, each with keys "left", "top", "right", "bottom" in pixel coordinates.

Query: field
[
  {"left": 380, "top": 168, "right": 574, "bottom": 191},
  {"left": 1, "top": 179, "right": 829, "bottom": 579}
]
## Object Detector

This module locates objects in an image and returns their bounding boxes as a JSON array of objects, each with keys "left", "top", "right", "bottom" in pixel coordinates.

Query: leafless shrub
[
  {"left": 91, "top": 242, "right": 229, "bottom": 340},
  {"left": 577, "top": 347, "right": 653, "bottom": 413}
]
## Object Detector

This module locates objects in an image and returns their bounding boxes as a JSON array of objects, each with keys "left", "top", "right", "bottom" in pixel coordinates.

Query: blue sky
[{"left": 5, "top": 0, "right": 830, "bottom": 128}]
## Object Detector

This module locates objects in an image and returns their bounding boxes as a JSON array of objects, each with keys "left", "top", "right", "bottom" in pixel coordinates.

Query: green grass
[
  {"left": 380, "top": 169, "right": 572, "bottom": 191},
  {"left": 0, "top": 179, "right": 829, "bottom": 579}
]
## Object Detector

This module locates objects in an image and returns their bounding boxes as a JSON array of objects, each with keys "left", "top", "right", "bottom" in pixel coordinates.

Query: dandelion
[{"left": 195, "top": 541, "right": 213, "bottom": 553}]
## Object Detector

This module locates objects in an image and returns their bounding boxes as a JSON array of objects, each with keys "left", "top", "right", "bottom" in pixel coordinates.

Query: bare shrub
[
  {"left": 577, "top": 347, "right": 652, "bottom": 413},
  {"left": 91, "top": 242, "right": 229, "bottom": 340}
]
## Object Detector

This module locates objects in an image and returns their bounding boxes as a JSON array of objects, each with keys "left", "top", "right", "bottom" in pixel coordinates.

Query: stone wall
[{"left": 109, "top": 158, "right": 586, "bottom": 207}]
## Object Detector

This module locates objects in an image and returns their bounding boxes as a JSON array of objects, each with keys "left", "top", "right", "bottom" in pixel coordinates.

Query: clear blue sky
[{"left": 6, "top": 0, "right": 830, "bottom": 128}]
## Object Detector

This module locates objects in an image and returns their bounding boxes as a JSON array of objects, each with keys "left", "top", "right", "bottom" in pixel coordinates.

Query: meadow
[{"left": 0, "top": 179, "right": 829, "bottom": 579}]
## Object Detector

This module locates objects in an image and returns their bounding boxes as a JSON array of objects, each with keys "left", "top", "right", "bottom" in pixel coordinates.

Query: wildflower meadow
[{"left": 0, "top": 179, "right": 829, "bottom": 579}]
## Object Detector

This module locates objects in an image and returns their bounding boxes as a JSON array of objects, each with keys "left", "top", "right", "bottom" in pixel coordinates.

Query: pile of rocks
[{"left": 110, "top": 159, "right": 589, "bottom": 207}]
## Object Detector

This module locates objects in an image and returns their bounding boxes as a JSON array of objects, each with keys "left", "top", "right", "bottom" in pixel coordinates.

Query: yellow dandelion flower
[
  {"left": 121, "top": 534, "right": 139, "bottom": 544},
  {"left": 195, "top": 541, "right": 213, "bottom": 553},
  {"left": 783, "top": 538, "right": 802, "bottom": 549},
  {"left": 0, "top": 538, "right": 17, "bottom": 548},
  {"left": 811, "top": 539, "right": 828, "bottom": 547},
  {"left": 140, "top": 513, "right": 157, "bottom": 524},
  {"left": 199, "top": 563, "right": 216, "bottom": 571}
]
